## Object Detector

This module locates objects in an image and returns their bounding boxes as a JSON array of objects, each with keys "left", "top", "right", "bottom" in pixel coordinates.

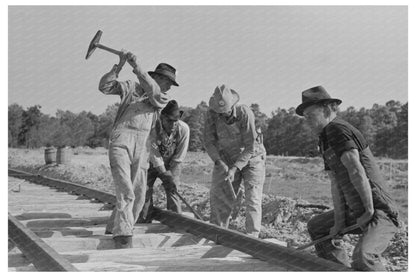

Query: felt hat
[
  {"left": 161, "top": 100, "right": 183, "bottom": 120},
  {"left": 148, "top": 63, "right": 179, "bottom": 86},
  {"left": 296, "top": 86, "right": 342, "bottom": 116}
]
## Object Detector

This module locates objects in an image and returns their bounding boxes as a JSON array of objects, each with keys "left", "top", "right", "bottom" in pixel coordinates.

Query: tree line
[{"left": 8, "top": 100, "right": 408, "bottom": 159}]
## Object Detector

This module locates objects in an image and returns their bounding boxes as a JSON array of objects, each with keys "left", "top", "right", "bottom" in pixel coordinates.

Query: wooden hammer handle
[
  {"left": 96, "top": 43, "right": 123, "bottom": 56},
  {"left": 226, "top": 179, "right": 237, "bottom": 201}
]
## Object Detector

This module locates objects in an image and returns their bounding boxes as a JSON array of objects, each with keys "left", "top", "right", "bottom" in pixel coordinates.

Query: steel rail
[
  {"left": 8, "top": 169, "right": 115, "bottom": 204},
  {"left": 152, "top": 209, "right": 350, "bottom": 271},
  {"left": 8, "top": 213, "right": 78, "bottom": 271},
  {"left": 9, "top": 168, "right": 351, "bottom": 271}
]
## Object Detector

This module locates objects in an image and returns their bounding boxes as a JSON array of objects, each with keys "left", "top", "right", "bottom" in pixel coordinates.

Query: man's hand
[
  {"left": 225, "top": 166, "right": 237, "bottom": 183},
  {"left": 357, "top": 209, "right": 374, "bottom": 230},
  {"left": 118, "top": 49, "right": 127, "bottom": 65},
  {"left": 126, "top": 52, "right": 138, "bottom": 69},
  {"left": 215, "top": 159, "right": 228, "bottom": 174},
  {"left": 113, "top": 49, "right": 127, "bottom": 75},
  {"left": 329, "top": 222, "right": 346, "bottom": 237},
  {"left": 159, "top": 170, "right": 178, "bottom": 193}
]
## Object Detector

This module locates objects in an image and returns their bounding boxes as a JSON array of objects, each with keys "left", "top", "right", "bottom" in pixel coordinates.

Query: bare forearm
[
  {"left": 329, "top": 172, "right": 346, "bottom": 224},
  {"left": 348, "top": 170, "right": 374, "bottom": 213},
  {"left": 340, "top": 150, "right": 374, "bottom": 214}
]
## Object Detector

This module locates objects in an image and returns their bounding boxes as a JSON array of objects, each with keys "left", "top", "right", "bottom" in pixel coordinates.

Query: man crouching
[
  {"left": 138, "top": 100, "right": 190, "bottom": 222},
  {"left": 296, "top": 86, "right": 399, "bottom": 271}
]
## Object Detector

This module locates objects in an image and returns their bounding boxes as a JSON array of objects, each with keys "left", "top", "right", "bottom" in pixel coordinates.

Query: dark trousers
[
  {"left": 137, "top": 165, "right": 182, "bottom": 223},
  {"left": 307, "top": 209, "right": 397, "bottom": 271}
]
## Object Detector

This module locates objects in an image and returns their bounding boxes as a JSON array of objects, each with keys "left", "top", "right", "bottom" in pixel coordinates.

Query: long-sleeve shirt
[
  {"left": 150, "top": 120, "right": 190, "bottom": 168},
  {"left": 99, "top": 64, "right": 170, "bottom": 131},
  {"left": 204, "top": 104, "right": 266, "bottom": 170}
]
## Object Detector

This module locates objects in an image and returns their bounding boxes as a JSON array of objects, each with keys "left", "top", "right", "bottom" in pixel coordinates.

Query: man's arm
[
  {"left": 340, "top": 148, "right": 374, "bottom": 229},
  {"left": 328, "top": 171, "right": 347, "bottom": 235},
  {"left": 126, "top": 53, "right": 169, "bottom": 109},
  {"left": 225, "top": 106, "right": 257, "bottom": 182},
  {"left": 169, "top": 121, "right": 190, "bottom": 165},
  {"left": 203, "top": 111, "right": 222, "bottom": 163},
  {"left": 149, "top": 120, "right": 165, "bottom": 171},
  {"left": 98, "top": 51, "right": 128, "bottom": 96},
  {"left": 203, "top": 111, "right": 229, "bottom": 174},
  {"left": 232, "top": 105, "right": 256, "bottom": 170}
]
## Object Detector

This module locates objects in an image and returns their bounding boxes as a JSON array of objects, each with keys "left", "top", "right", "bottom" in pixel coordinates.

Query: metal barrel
[
  {"left": 44, "top": 147, "right": 56, "bottom": 165},
  {"left": 56, "top": 147, "right": 70, "bottom": 165}
]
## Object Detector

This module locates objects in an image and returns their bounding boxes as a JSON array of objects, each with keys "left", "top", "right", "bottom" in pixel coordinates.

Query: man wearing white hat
[{"left": 204, "top": 84, "right": 266, "bottom": 237}]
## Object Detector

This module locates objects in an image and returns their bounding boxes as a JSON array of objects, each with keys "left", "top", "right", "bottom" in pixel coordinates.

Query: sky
[{"left": 8, "top": 5, "right": 407, "bottom": 117}]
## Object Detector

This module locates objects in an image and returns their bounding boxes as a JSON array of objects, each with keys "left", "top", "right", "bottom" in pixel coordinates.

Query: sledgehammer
[
  {"left": 85, "top": 30, "right": 123, "bottom": 60},
  {"left": 295, "top": 224, "right": 360, "bottom": 250}
]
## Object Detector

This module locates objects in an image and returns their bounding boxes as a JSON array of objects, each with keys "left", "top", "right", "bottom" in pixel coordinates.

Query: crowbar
[
  {"left": 174, "top": 190, "right": 204, "bottom": 221},
  {"left": 225, "top": 179, "right": 237, "bottom": 201},
  {"left": 296, "top": 223, "right": 360, "bottom": 250}
]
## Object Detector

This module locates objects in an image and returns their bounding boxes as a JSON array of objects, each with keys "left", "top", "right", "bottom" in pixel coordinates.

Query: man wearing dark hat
[
  {"left": 204, "top": 84, "right": 266, "bottom": 238},
  {"left": 296, "top": 86, "right": 399, "bottom": 271},
  {"left": 99, "top": 50, "right": 179, "bottom": 248},
  {"left": 138, "top": 100, "right": 190, "bottom": 223}
]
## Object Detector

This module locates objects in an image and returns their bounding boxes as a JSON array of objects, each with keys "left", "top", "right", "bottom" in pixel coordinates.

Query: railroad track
[{"left": 8, "top": 168, "right": 350, "bottom": 271}]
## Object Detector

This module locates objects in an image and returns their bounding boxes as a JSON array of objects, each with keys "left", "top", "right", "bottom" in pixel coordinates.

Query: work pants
[
  {"left": 210, "top": 155, "right": 265, "bottom": 237},
  {"left": 138, "top": 165, "right": 182, "bottom": 223},
  {"left": 307, "top": 209, "right": 398, "bottom": 271},
  {"left": 107, "top": 128, "right": 151, "bottom": 237}
]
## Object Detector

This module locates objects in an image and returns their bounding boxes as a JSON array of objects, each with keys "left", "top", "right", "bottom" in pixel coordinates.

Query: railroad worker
[
  {"left": 99, "top": 50, "right": 179, "bottom": 248},
  {"left": 204, "top": 84, "right": 266, "bottom": 238},
  {"left": 296, "top": 86, "right": 399, "bottom": 271},
  {"left": 138, "top": 100, "right": 190, "bottom": 223}
]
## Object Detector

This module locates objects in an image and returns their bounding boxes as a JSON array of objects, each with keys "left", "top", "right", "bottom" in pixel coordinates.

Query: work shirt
[
  {"left": 319, "top": 117, "right": 398, "bottom": 223},
  {"left": 151, "top": 119, "right": 190, "bottom": 168},
  {"left": 204, "top": 104, "right": 266, "bottom": 170},
  {"left": 99, "top": 64, "right": 170, "bottom": 131}
]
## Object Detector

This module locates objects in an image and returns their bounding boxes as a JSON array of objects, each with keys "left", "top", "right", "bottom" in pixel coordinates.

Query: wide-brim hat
[
  {"left": 161, "top": 100, "right": 183, "bottom": 120},
  {"left": 296, "top": 86, "right": 342, "bottom": 116},
  {"left": 209, "top": 84, "right": 240, "bottom": 114},
  {"left": 148, "top": 63, "right": 179, "bottom": 86}
]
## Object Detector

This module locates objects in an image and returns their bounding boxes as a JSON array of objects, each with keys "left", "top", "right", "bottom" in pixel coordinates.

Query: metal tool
[
  {"left": 174, "top": 190, "right": 204, "bottom": 221},
  {"left": 85, "top": 30, "right": 123, "bottom": 60},
  {"left": 296, "top": 224, "right": 360, "bottom": 250},
  {"left": 225, "top": 179, "right": 237, "bottom": 201},
  {"left": 231, "top": 187, "right": 244, "bottom": 220}
]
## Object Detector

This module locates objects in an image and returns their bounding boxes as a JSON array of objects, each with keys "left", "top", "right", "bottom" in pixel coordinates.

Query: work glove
[{"left": 158, "top": 170, "right": 178, "bottom": 193}]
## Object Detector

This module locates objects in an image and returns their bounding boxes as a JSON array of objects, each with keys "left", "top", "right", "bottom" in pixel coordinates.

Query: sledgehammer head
[{"left": 85, "top": 30, "right": 103, "bottom": 60}]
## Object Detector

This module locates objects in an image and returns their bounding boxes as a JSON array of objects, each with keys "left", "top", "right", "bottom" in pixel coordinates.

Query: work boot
[{"left": 113, "top": 235, "right": 133, "bottom": 249}]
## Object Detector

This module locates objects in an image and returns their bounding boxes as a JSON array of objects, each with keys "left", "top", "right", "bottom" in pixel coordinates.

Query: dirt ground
[{"left": 8, "top": 147, "right": 408, "bottom": 271}]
